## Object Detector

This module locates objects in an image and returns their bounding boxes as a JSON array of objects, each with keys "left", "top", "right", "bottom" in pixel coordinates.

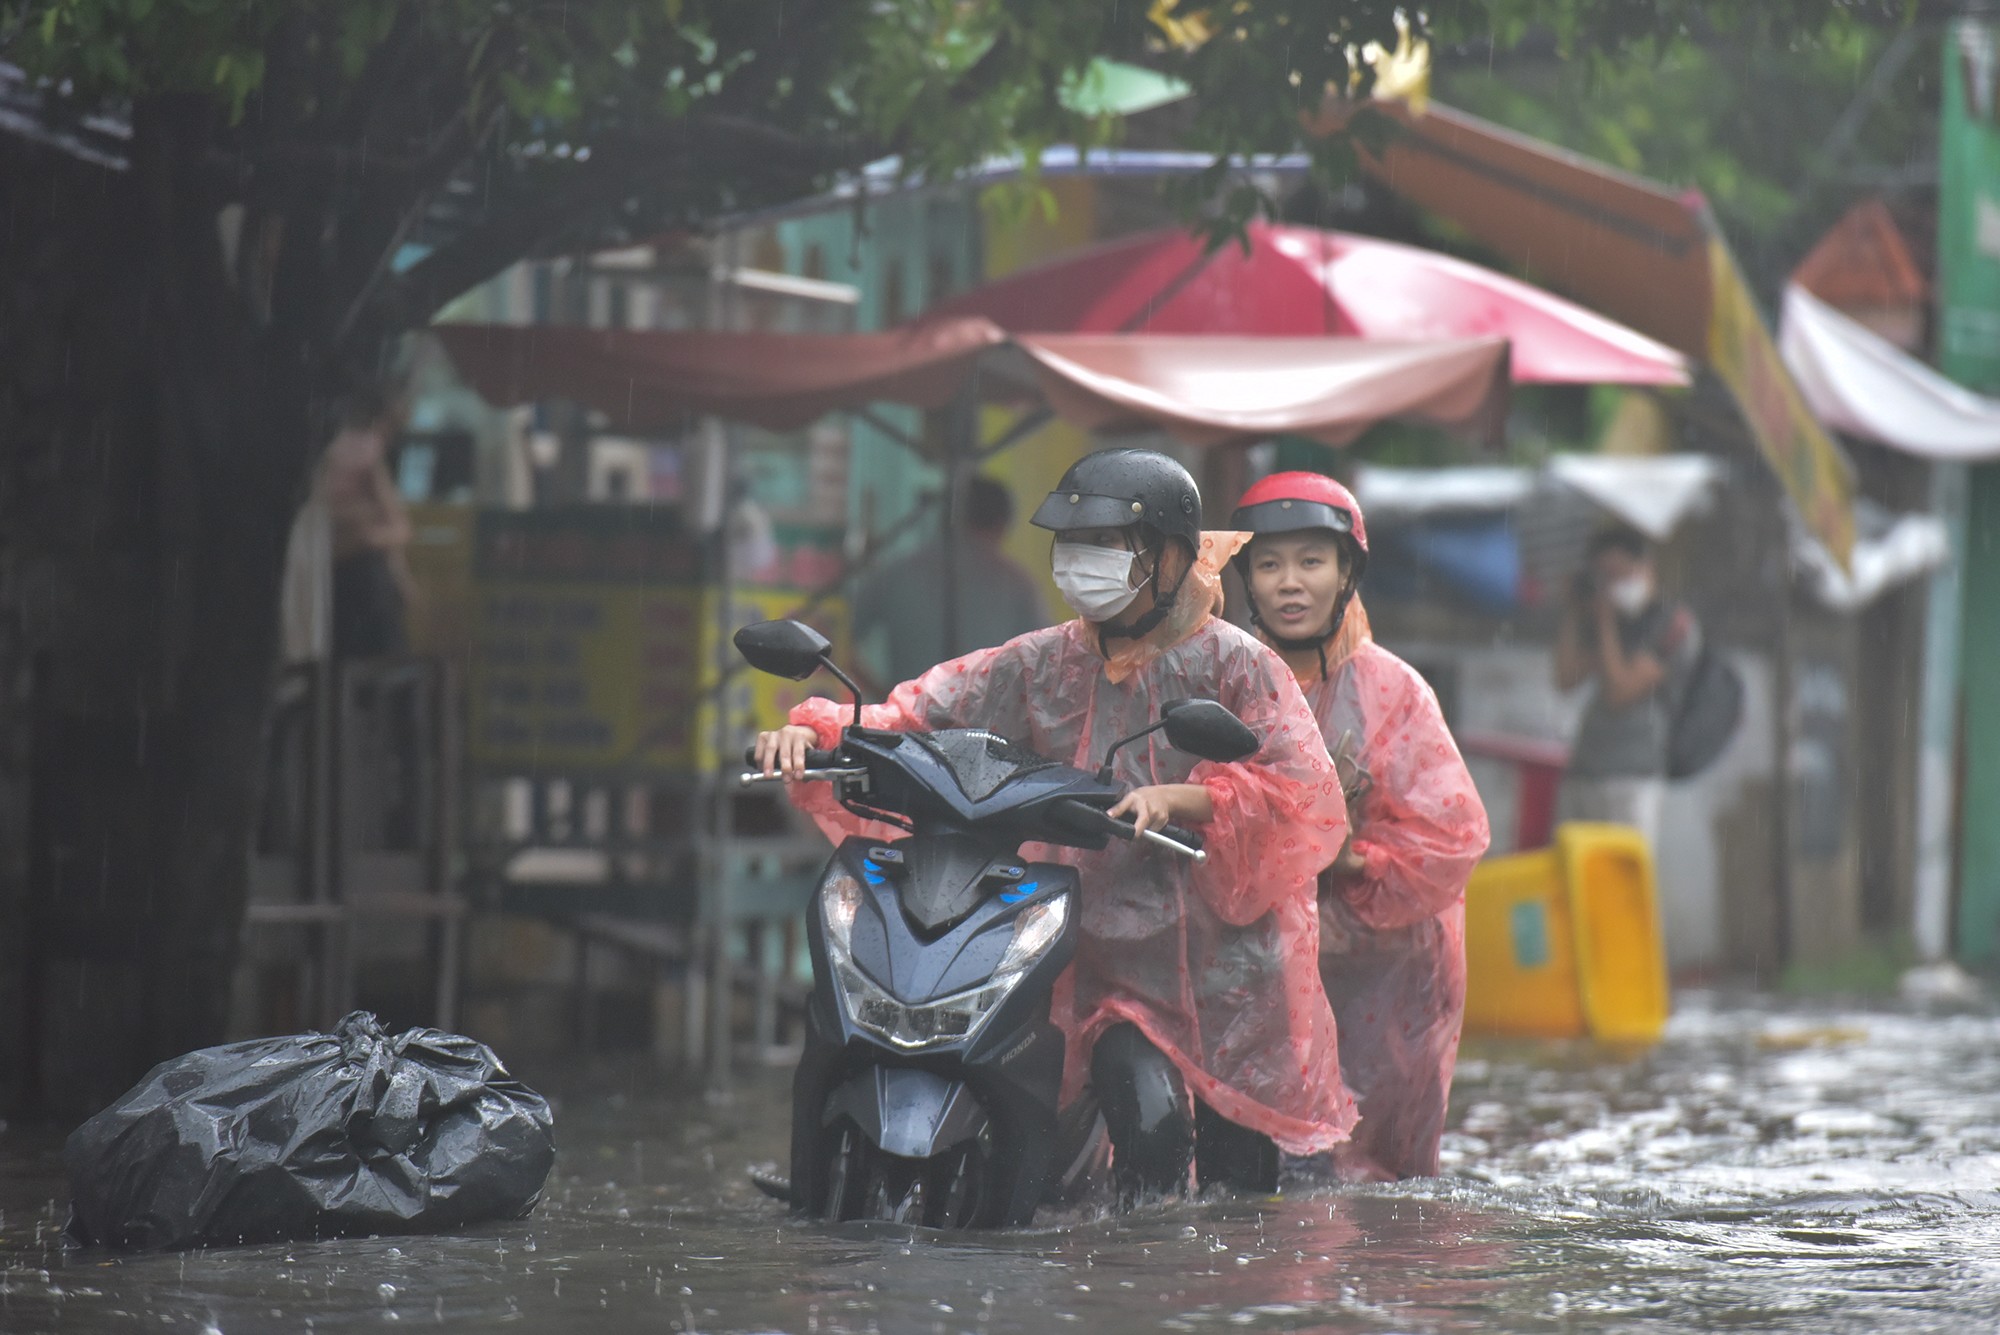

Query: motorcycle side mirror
[
  {"left": 1096, "top": 698, "right": 1259, "bottom": 783},
  {"left": 733, "top": 620, "right": 832, "bottom": 681},
  {"left": 733, "top": 619, "right": 868, "bottom": 726},
  {"left": 1160, "top": 698, "right": 1260, "bottom": 763}
]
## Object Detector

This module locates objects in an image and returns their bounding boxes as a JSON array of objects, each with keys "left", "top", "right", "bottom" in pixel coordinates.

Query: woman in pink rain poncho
[
  {"left": 1231, "top": 472, "right": 1491, "bottom": 1180},
  {"left": 759, "top": 449, "right": 1353, "bottom": 1203}
]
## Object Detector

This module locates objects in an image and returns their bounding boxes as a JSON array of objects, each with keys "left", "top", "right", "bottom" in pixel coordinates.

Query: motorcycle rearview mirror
[
  {"left": 733, "top": 619, "right": 830, "bottom": 681},
  {"left": 1160, "top": 698, "right": 1260, "bottom": 763},
  {"left": 1095, "top": 698, "right": 1259, "bottom": 783},
  {"left": 732, "top": 619, "right": 867, "bottom": 725}
]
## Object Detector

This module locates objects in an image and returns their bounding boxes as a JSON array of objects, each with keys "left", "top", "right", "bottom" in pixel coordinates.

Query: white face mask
[
  {"left": 1052, "top": 542, "right": 1147, "bottom": 621},
  {"left": 1608, "top": 573, "right": 1653, "bottom": 616}
]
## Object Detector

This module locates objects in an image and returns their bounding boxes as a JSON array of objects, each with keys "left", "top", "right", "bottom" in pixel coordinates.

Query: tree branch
[
  {"left": 367, "top": 117, "right": 870, "bottom": 335},
  {"left": 328, "top": 100, "right": 509, "bottom": 347}
]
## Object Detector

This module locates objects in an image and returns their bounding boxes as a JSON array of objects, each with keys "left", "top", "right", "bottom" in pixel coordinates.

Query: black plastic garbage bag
[{"left": 65, "top": 1011, "right": 555, "bottom": 1250}]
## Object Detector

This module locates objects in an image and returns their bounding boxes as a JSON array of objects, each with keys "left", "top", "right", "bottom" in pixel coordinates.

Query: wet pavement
[{"left": 6, "top": 989, "right": 2000, "bottom": 1333}]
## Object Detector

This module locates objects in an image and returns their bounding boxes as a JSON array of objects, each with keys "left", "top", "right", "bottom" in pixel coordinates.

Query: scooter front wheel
[
  {"left": 933, "top": 1139, "right": 1010, "bottom": 1228},
  {"left": 821, "top": 1126, "right": 924, "bottom": 1224},
  {"left": 820, "top": 1125, "right": 999, "bottom": 1228},
  {"left": 822, "top": 1126, "right": 872, "bottom": 1222}
]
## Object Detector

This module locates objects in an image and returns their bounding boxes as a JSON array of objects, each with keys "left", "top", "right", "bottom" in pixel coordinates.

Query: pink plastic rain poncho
[
  {"left": 789, "top": 544, "right": 1355, "bottom": 1155},
  {"left": 1305, "top": 614, "right": 1490, "bottom": 1179}
]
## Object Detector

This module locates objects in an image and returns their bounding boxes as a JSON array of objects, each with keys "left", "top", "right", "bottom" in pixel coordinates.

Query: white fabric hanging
[
  {"left": 279, "top": 487, "right": 332, "bottom": 665},
  {"left": 1792, "top": 503, "right": 1951, "bottom": 613},
  {"left": 1546, "top": 453, "right": 1723, "bottom": 541},
  {"left": 1779, "top": 284, "right": 2000, "bottom": 461},
  {"left": 1353, "top": 463, "right": 1535, "bottom": 516}
]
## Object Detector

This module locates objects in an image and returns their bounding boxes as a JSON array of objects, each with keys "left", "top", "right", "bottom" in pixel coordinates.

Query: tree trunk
[{"left": 2, "top": 102, "right": 325, "bottom": 1118}]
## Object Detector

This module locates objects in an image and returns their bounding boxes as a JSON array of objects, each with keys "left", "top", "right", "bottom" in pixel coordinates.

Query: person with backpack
[
  {"left": 1553, "top": 525, "right": 1707, "bottom": 848},
  {"left": 758, "top": 449, "right": 1356, "bottom": 1205},
  {"left": 1230, "top": 472, "right": 1491, "bottom": 1181}
]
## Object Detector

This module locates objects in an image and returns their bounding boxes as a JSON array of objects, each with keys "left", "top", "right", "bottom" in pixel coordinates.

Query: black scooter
[{"left": 734, "top": 619, "right": 1260, "bottom": 1228}]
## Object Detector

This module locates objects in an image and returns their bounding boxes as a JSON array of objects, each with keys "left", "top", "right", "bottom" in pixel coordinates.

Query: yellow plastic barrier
[{"left": 1462, "top": 823, "right": 1669, "bottom": 1043}]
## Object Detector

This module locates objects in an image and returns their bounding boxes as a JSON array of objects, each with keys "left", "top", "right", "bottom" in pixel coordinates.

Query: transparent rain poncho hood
[
  {"left": 1298, "top": 611, "right": 1491, "bottom": 1178},
  {"left": 790, "top": 585, "right": 1356, "bottom": 1154}
]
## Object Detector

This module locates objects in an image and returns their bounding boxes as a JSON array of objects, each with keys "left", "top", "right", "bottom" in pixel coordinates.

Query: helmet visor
[
  {"left": 1229, "top": 498, "right": 1356, "bottom": 537},
  {"left": 1031, "top": 490, "right": 1149, "bottom": 533}
]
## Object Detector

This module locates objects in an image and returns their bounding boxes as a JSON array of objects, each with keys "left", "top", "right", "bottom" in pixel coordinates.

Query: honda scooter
[{"left": 734, "top": 619, "right": 1259, "bottom": 1228}]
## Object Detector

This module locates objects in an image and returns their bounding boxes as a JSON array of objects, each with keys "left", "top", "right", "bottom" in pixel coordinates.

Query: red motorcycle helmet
[
  {"left": 1229, "top": 471, "right": 1370, "bottom": 658},
  {"left": 1230, "top": 471, "right": 1369, "bottom": 560}
]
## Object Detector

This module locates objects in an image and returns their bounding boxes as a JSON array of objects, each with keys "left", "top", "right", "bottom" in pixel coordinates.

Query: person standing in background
[
  {"left": 851, "top": 474, "right": 1048, "bottom": 686},
  {"left": 322, "top": 386, "right": 417, "bottom": 660},
  {"left": 1553, "top": 525, "right": 1700, "bottom": 849}
]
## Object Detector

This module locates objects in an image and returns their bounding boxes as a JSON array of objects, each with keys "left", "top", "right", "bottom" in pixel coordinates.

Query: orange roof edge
[{"left": 1792, "top": 197, "right": 1929, "bottom": 308}]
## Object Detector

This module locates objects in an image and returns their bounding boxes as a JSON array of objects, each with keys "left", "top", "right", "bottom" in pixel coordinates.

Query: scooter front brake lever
[{"left": 1131, "top": 824, "right": 1206, "bottom": 863}]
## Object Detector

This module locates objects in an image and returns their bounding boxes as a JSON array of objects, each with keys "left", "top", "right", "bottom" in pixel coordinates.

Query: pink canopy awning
[
  {"left": 1012, "top": 332, "right": 1506, "bottom": 447},
  {"left": 431, "top": 319, "right": 1007, "bottom": 433},
  {"left": 433, "top": 320, "right": 1509, "bottom": 451},
  {"left": 923, "top": 220, "right": 1687, "bottom": 387}
]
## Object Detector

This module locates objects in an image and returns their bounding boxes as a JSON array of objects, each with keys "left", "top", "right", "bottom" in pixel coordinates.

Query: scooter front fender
[{"left": 823, "top": 1067, "right": 990, "bottom": 1160}]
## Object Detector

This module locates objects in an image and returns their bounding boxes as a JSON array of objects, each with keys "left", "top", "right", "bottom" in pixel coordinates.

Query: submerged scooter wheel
[
  {"left": 819, "top": 1124, "right": 1001, "bottom": 1228},
  {"left": 932, "top": 1142, "right": 986, "bottom": 1228},
  {"left": 821, "top": 1126, "right": 873, "bottom": 1222},
  {"left": 870, "top": 1145, "right": 993, "bottom": 1228}
]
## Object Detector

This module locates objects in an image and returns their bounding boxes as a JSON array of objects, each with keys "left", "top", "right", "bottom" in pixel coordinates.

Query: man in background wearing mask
[{"left": 1552, "top": 525, "right": 1699, "bottom": 850}]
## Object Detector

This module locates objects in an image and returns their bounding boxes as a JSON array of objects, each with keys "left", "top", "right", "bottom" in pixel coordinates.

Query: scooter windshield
[{"left": 910, "top": 729, "right": 1059, "bottom": 803}]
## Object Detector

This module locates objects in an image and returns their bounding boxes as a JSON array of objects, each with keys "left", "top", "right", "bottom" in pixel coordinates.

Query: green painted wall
[
  {"left": 765, "top": 193, "right": 981, "bottom": 549},
  {"left": 1957, "top": 463, "right": 2000, "bottom": 963},
  {"left": 1938, "top": 23, "right": 2000, "bottom": 965}
]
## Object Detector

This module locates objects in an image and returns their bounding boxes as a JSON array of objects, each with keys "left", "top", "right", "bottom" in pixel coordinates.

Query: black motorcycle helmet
[
  {"left": 1031, "top": 448, "right": 1203, "bottom": 548},
  {"left": 1031, "top": 448, "right": 1204, "bottom": 642}
]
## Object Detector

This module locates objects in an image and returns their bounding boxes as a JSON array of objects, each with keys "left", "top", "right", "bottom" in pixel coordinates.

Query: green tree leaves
[{"left": 0, "top": 0, "right": 1920, "bottom": 320}]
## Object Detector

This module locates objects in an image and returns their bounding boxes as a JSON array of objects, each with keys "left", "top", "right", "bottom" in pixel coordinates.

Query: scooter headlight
[
  {"left": 831, "top": 892, "right": 1069, "bottom": 1051},
  {"left": 820, "top": 868, "right": 864, "bottom": 956},
  {"left": 836, "top": 963, "right": 1014, "bottom": 1050},
  {"left": 996, "top": 895, "right": 1068, "bottom": 976}
]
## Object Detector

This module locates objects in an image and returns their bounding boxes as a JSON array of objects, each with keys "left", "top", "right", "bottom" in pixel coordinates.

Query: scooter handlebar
[
  {"left": 1054, "top": 798, "right": 1206, "bottom": 863},
  {"left": 741, "top": 743, "right": 841, "bottom": 770},
  {"left": 1133, "top": 825, "right": 1206, "bottom": 863},
  {"left": 738, "top": 743, "right": 856, "bottom": 787}
]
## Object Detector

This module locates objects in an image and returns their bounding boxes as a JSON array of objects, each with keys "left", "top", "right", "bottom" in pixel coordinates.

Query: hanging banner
[
  {"left": 1705, "top": 233, "right": 1856, "bottom": 564},
  {"left": 1940, "top": 18, "right": 2000, "bottom": 392}
]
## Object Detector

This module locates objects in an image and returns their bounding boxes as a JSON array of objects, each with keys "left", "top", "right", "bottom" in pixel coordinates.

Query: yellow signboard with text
[{"left": 465, "top": 509, "right": 848, "bottom": 774}]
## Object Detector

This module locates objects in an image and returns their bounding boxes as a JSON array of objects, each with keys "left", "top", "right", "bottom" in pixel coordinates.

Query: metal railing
[{"left": 240, "top": 657, "right": 463, "bottom": 1034}]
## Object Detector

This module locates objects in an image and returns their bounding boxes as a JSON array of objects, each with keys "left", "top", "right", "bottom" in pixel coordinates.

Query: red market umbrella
[{"left": 924, "top": 220, "right": 1688, "bottom": 387}]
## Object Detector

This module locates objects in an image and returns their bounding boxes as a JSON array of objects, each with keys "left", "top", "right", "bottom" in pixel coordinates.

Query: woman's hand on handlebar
[
  {"left": 1107, "top": 783, "right": 1213, "bottom": 836},
  {"left": 755, "top": 725, "right": 822, "bottom": 782}
]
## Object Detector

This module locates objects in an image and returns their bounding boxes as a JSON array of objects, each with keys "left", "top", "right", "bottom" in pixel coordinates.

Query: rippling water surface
[{"left": 6, "top": 991, "right": 2000, "bottom": 1332}]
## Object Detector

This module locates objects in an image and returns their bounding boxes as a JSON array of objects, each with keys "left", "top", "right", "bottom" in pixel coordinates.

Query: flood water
[{"left": 6, "top": 990, "right": 2000, "bottom": 1333}]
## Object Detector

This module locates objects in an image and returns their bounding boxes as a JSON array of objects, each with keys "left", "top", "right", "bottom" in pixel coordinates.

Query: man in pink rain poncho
[
  {"left": 1231, "top": 472, "right": 1491, "bottom": 1180},
  {"left": 758, "top": 449, "right": 1353, "bottom": 1203}
]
